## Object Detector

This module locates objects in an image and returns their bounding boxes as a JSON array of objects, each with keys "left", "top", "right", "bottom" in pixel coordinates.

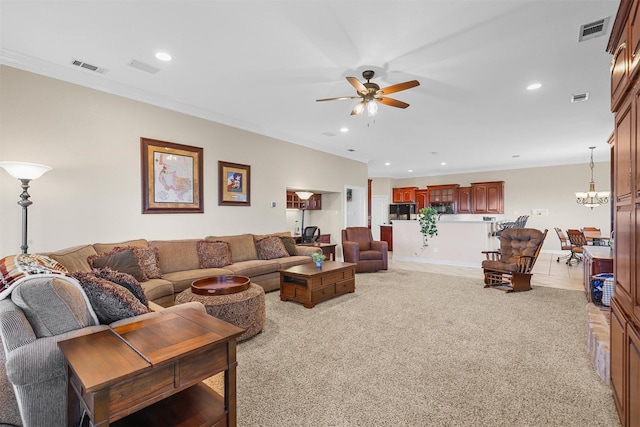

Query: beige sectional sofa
[{"left": 44, "top": 232, "right": 319, "bottom": 306}]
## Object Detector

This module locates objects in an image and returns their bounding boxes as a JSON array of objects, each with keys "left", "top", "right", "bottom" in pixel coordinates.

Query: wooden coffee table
[{"left": 279, "top": 261, "right": 356, "bottom": 308}]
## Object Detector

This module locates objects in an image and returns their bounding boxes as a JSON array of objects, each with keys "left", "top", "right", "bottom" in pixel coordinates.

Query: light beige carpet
[{"left": 205, "top": 269, "right": 620, "bottom": 427}]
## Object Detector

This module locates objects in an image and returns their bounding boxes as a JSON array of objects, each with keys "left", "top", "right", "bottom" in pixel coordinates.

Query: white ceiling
[{"left": 0, "top": 0, "right": 620, "bottom": 178}]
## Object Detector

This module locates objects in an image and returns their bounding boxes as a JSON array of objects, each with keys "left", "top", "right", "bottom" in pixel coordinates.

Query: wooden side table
[
  {"left": 58, "top": 309, "right": 244, "bottom": 426},
  {"left": 297, "top": 242, "right": 337, "bottom": 260}
]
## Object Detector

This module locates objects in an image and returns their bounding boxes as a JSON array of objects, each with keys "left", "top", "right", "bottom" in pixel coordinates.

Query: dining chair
[
  {"left": 554, "top": 227, "right": 572, "bottom": 263},
  {"left": 566, "top": 229, "right": 588, "bottom": 266}
]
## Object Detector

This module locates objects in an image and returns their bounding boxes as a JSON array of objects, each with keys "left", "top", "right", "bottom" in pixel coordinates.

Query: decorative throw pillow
[
  {"left": 87, "top": 247, "right": 145, "bottom": 282},
  {"left": 281, "top": 236, "right": 298, "bottom": 256},
  {"left": 93, "top": 267, "right": 149, "bottom": 307},
  {"left": 11, "top": 276, "right": 97, "bottom": 337},
  {"left": 255, "top": 236, "right": 290, "bottom": 260},
  {"left": 132, "top": 247, "right": 162, "bottom": 280},
  {"left": 197, "top": 241, "right": 232, "bottom": 268},
  {"left": 71, "top": 271, "right": 150, "bottom": 324}
]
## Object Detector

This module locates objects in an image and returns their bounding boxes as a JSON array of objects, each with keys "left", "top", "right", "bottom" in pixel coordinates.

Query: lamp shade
[
  {"left": 0, "top": 161, "right": 52, "bottom": 180},
  {"left": 295, "top": 191, "right": 314, "bottom": 200}
]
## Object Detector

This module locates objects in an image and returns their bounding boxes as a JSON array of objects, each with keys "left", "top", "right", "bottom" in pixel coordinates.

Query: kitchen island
[{"left": 391, "top": 219, "right": 500, "bottom": 268}]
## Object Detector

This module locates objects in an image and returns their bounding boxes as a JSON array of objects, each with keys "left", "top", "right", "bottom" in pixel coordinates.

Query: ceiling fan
[{"left": 316, "top": 70, "right": 420, "bottom": 116}]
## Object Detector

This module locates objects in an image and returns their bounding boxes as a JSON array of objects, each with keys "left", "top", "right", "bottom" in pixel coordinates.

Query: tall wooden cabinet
[{"left": 608, "top": 2, "right": 640, "bottom": 425}]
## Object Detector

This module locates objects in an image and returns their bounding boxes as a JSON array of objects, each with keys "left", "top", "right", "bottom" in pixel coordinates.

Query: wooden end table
[
  {"left": 297, "top": 242, "right": 337, "bottom": 260},
  {"left": 58, "top": 308, "right": 244, "bottom": 426},
  {"left": 279, "top": 261, "right": 356, "bottom": 308}
]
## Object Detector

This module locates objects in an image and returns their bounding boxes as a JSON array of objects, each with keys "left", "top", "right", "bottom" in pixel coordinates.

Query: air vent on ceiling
[
  {"left": 578, "top": 17, "right": 610, "bottom": 42},
  {"left": 71, "top": 59, "right": 108, "bottom": 74},
  {"left": 128, "top": 59, "right": 160, "bottom": 74},
  {"left": 322, "top": 132, "right": 336, "bottom": 137},
  {"left": 571, "top": 92, "right": 590, "bottom": 103}
]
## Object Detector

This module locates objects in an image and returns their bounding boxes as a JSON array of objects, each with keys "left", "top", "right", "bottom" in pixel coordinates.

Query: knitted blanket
[{"left": 0, "top": 254, "right": 68, "bottom": 300}]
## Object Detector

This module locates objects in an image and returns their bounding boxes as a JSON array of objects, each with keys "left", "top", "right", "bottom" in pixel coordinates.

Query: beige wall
[
  {"left": 0, "top": 66, "right": 368, "bottom": 254},
  {"left": 371, "top": 163, "right": 613, "bottom": 253}
]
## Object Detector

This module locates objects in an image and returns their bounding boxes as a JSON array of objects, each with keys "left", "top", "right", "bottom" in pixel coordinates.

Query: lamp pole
[{"left": 17, "top": 178, "right": 34, "bottom": 254}]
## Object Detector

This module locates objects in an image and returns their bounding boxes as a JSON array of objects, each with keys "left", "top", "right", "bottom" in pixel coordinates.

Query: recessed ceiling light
[
  {"left": 385, "top": 162, "right": 390, "bottom": 166},
  {"left": 408, "top": 169, "right": 413, "bottom": 173},
  {"left": 440, "top": 162, "right": 447, "bottom": 166},
  {"left": 527, "top": 83, "right": 542, "bottom": 91},
  {"left": 155, "top": 52, "right": 172, "bottom": 61},
  {"left": 340, "top": 127, "right": 349, "bottom": 133}
]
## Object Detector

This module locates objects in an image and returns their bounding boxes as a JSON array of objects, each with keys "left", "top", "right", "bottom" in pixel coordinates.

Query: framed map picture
[
  {"left": 141, "top": 137, "right": 204, "bottom": 213},
  {"left": 218, "top": 161, "right": 251, "bottom": 206}
]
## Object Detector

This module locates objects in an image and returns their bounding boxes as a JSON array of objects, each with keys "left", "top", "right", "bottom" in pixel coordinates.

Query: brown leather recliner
[{"left": 341, "top": 227, "right": 388, "bottom": 273}]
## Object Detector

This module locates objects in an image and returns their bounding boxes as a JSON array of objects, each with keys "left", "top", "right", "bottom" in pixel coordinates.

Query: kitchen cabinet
[
  {"left": 471, "top": 181, "right": 504, "bottom": 214},
  {"left": 380, "top": 225, "right": 393, "bottom": 251},
  {"left": 415, "top": 189, "right": 429, "bottom": 211},
  {"left": 392, "top": 187, "right": 418, "bottom": 203},
  {"left": 286, "top": 192, "right": 321, "bottom": 210},
  {"left": 608, "top": 2, "right": 640, "bottom": 425},
  {"left": 427, "top": 185, "right": 457, "bottom": 204},
  {"left": 457, "top": 187, "right": 472, "bottom": 213}
]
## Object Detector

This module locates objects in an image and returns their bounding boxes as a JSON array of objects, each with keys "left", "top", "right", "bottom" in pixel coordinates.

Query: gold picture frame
[
  {"left": 141, "top": 137, "right": 203, "bottom": 214},
  {"left": 218, "top": 161, "right": 251, "bottom": 206}
]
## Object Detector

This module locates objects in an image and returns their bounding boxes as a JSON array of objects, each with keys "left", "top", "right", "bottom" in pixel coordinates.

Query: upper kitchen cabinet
[
  {"left": 415, "top": 189, "right": 429, "bottom": 210},
  {"left": 471, "top": 181, "right": 504, "bottom": 214},
  {"left": 457, "top": 187, "right": 473, "bottom": 214},
  {"left": 427, "top": 185, "right": 458, "bottom": 204},
  {"left": 392, "top": 187, "right": 418, "bottom": 203}
]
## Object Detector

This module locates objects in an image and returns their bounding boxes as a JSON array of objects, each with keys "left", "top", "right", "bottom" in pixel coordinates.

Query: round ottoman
[{"left": 176, "top": 282, "right": 265, "bottom": 342}]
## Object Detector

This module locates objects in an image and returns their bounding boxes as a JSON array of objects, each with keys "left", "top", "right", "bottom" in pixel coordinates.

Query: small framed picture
[
  {"left": 218, "top": 161, "right": 251, "bottom": 206},
  {"left": 140, "top": 137, "right": 203, "bottom": 214}
]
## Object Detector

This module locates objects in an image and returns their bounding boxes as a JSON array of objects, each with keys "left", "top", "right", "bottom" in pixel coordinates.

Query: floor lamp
[
  {"left": 0, "top": 161, "right": 52, "bottom": 254},
  {"left": 295, "top": 191, "right": 313, "bottom": 240}
]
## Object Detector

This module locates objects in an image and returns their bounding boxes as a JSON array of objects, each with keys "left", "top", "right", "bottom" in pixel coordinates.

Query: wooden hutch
[{"left": 608, "top": 1, "right": 640, "bottom": 425}]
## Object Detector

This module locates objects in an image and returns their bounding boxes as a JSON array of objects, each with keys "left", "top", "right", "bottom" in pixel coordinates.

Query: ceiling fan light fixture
[
  {"left": 367, "top": 100, "right": 378, "bottom": 116},
  {"left": 353, "top": 102, "right": 365, "bottom": 115}
]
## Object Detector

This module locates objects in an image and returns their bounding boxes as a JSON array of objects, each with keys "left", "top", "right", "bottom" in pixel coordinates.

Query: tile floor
[{"left": 389, "top": 251, "right": 584, "bottom": 292}]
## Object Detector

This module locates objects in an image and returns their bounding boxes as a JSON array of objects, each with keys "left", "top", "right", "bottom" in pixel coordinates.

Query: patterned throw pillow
[
  {"left": 71, "top": 271, "right": 150, "bottom": 324},
  {"left": 87, "top": 247, "right": 145, "bottom": 282},
  {"left": 196, "top": 241, "right": 232, "bottom": 268},
  {"left": 131, "top": 247, "right": 162, "bottom": 280},
  {"left": 256, "top": 236, "right": 290, "bottom": 260},
  {"left": 281, "top": 236, "right": 298, "bottom": 256},
  {"left": 93, "top": 267, "right": 149, "bottom": 307}
]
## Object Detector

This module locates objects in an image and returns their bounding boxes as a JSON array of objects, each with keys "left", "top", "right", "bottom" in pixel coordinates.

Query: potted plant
[
  {"left": 418, "top": 206, "right": 439, "bottom": 247},
  {"left": 312, "top": 252, "right": 326, "bottom": 267}
]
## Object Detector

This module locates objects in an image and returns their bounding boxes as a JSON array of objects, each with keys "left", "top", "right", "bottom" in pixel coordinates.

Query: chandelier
[{"left": 575, "top": 146, "right": 610, "bottom": 209}]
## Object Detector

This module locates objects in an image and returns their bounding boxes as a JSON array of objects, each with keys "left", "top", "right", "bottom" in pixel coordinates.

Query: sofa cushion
[
  {"left": 280, "top": 236, "right": 298, "bottom": 256},
  {"left": 87, "top": 247, "right": 145, "bottom": 282},
  {"left": 222, "top": 259, "right": 280, "bottom": 277},
  {"left": 197, "top": 241, "right": 232, "bottom": 268},
  {"left": 277, "top": 255, "right": 314, "bottom": 270},
  {"left": 205, "top": 234, "right": 258, "bottom": 262},
  {"left": 255, "top": 236, "right": 290, "bottom": 260},
  {"left": 138, "top": 278, "right": 175, "bottom": 304},
  {"left": 71, "top": 272, "right": 151, "bottom": 324},
  {"left": 161, "top": 268, "right": 234, "bottom": 293},
  {"left": 134, "top": 246, "right": 162, "bottom": 279},
  {"left": 0, "top": 254, "right": 69, "bottom": 300},
  {"left": 149, "top": 240, "right": 200, "bottom": 274},
  {"left": 93, "top": 268, "right": 149, "bottom": 307},
  {"left": 46, "top": 245, "right": 97, "bottom": 273},
  {"left": 11, "top": 276, "right": 97, "bottom": 337}
]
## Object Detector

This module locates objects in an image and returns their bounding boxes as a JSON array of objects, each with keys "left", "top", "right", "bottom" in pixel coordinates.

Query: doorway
[{"left": 370, "top": 195, "right": 389, "bottom": 241}]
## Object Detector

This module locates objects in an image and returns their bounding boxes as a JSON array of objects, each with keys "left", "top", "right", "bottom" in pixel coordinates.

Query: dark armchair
[
  {"left": 482, "top": 228, "right": 547, "bottom": 292},
  {"left": 341, "top": 227, "right": 388, "bottom": 273}
]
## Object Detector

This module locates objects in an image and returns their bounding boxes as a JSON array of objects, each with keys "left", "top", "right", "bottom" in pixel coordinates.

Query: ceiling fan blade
[
  {"left": 378, "top": 97, "right": 410, "bottom": 109},
  {"left": 378, "top": 80, "right": 420, "bottom": 95},
  {"left": 316, "top": 96, "right": 361, "bottom": 102},
  {"left": 350, "top": 100, "right": 365, "bottom": 115},
  {"left": 347, "top": 77, "right": 368, "bottom": 94}
]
